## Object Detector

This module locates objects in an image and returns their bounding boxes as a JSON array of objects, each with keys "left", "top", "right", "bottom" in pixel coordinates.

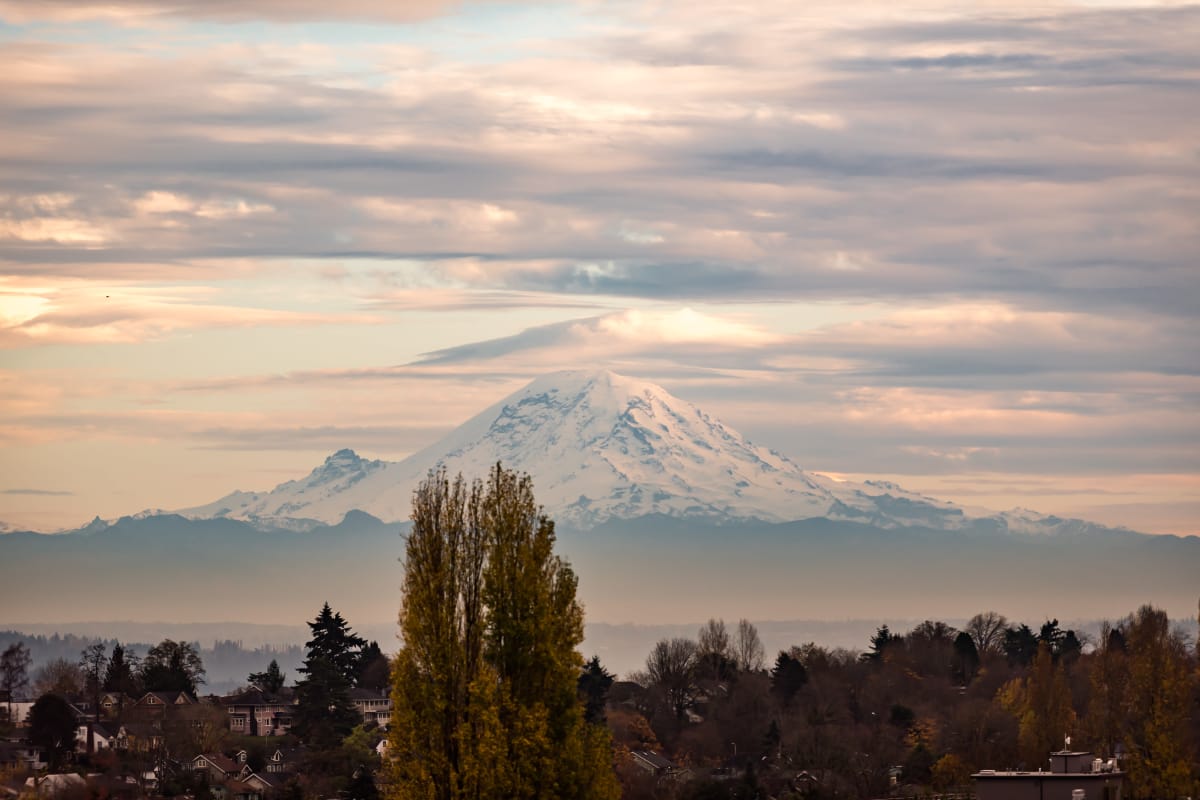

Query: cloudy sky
[{"left": 1, "top": 0, "right": 1197, "bottom": 535}]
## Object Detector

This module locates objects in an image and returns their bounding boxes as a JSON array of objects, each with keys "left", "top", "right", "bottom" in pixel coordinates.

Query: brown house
[{"left": 222, "top": 688, "right": 297, "bottom": 737}]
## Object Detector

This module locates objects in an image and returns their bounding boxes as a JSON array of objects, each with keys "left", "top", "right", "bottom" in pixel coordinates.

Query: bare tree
[
  {"left": 638, "top": 638, "right": 698, "bottom": 718},
  {"left": 33, "top": 658, "right": 84, "bottom": 697},
  {"left": 733, "top": 619, "right": 765, "bottom": 672},
  {"left": 966, "top": 612, "right": 1009, "bottom": 658},
  {"left": 2, "top": 643, "right": 32, "bottom": 722},
  {"left": 697, "top": 618, "right": 731, "bottom": 680}
]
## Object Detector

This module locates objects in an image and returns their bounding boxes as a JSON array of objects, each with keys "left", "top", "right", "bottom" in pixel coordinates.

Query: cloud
[
  {"left": 417, "top": 308, "right": 785, "bottom": 366},
  {"left": 0, "top": 0, "right": 471, "bottom": 23},
  {"left": 0, "top": 276, "right": 386, "bottom": 346},
  {"left": 1, "top": 488, "right": 74, "bottom": 496}
]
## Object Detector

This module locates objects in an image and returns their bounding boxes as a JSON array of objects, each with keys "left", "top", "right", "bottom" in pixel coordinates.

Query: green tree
[
  {"left": 141, "top": 640, "right": 205, "bottom": 695},
  {"left": 295, "top": 606, "right": 363, "bottom": 747},
  {"left": 1003, "top": 624, "right": 1039, "bottom": 667},
  {"left": 388, "top": 465, "right": 618, "bottom": 800},
  {"left": 305, "top": 602, "right": 367, "bottom": 686},
  {"left": 578, "top": 656, "right": 614, "bottom": 725},
  {"left": 248, "top": 659, "right": 287, "bottom": 694},
  {"left": 29, "top": 693, "right": 78, "bottom": 770}
]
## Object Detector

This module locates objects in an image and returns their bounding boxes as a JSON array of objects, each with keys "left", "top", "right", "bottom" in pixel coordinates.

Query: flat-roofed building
[{"left": 973, "top": 750, "right": 1122, "bottom": 800}]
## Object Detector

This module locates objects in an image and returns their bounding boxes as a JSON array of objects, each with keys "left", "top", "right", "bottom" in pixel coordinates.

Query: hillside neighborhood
[
  {"left": 3, "top": 601, "right": 1197, "bottom": 800},
  {"left": 2, "top": 684, "right": 391, "bottom": 798}
]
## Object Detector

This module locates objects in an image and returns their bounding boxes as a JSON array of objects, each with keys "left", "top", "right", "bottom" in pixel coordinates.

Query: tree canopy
[
  {"left": 141, "top": 639, "right": 205, "bottom": 695},
  {"left": 388, "top": 464, "right": 618, "bottom": 800}
]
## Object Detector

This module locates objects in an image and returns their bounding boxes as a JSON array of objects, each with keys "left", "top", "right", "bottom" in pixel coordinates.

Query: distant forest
[{"left": 0, "top": 631, "right": 303, "bottom": 694}]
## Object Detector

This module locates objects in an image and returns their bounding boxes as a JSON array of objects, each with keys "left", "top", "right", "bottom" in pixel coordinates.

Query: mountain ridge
[{"left": 174, "top": 369, "right": 1143, "bottom": 540}]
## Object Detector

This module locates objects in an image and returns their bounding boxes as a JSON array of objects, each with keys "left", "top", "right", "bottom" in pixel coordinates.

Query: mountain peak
[{"left": 177, "top": 370, "right": 1138, "bottom": 538}]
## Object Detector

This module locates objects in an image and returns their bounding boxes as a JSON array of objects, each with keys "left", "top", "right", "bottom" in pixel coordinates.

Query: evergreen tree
[
  {"left": 248, "top": 659, "right": 287, "bottom": 694},
  {"left": 355, "top": 642, "right": 390, "bottom": 692},
  {"left": 295, "top": 605, "right": 365, "bottom": 746},
  {"left": 102, "top": 642, "right": 140, "bottom": 719},
  {"left": 770, "top": 650, "right": 807, "bottom": 706},
  {"left": 1003, "top": 624, "right": 1039, "bottom": 666},
  {"left": 578, "top": 656, "right": 614, "bottom": 725},
  {"left": 866, "top": 625, "right": 901, "bottom": 662},
  {"left": 305, "top": 603, "right": 366, "bottom": 686},
  {"left": 952, "top": 631, "right": 980, "bottom": 684},
  {"left": 294, "top": 655, "right": 358, "bottom": 748},
  {"left": 388, "top": 465, "right": 618, "bottom": 800}
]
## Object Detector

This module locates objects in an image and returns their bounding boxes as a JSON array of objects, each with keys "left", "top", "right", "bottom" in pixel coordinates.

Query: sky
[{"left": 0, "top": 0, "right": 1197, "bottom": 536}]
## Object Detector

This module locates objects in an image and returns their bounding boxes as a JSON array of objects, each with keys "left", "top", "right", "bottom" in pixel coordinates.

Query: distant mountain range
[
  {"left": 2, "top": 370, "right": 1196, "bottom": 631},
  {"left": 179, "top": 370, "right": 1135, "bottom": 538}
]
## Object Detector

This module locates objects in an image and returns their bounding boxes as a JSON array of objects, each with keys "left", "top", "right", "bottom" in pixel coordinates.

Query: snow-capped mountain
[{"left": 180, "top": 370, "right": 1127, "bottom": 536}]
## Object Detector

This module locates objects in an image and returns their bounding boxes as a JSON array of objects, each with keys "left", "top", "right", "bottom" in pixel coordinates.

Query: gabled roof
[
  {"left": 194, "top": 753, "right": 240, "bottom": 775},
  {"left": 138, "top": 691, "right": 193, "bottom": 706},
  {"left": 348, "top": 688, "right": 388, "bottom": 701},
  {"left": 631, "top": 750, "right": 674, "bottom": 771}
]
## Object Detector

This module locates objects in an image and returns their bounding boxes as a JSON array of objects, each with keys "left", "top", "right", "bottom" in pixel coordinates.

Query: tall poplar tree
[{"left": 388, "top": 465, "right": 618, "bottom": 800}]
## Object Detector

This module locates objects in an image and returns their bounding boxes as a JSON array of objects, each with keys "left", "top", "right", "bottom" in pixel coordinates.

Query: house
[
  {"left": 0, "top": 739, "right": 47, "bottom": 772},
  {"left": 973, "top": 749, "right": 1123, "bottom": 800},
  {"left": 214, "top": 778, "right": 265, "bottom": 800},
  {"left": 222, "top": 689, "right": 297, "bottom": 737},
  {"left": 262, "top": 746, "right": 303, "bottom": 776},
  {"left": 75, "top": 721, "right": 117, "bottom": 753},
  {"left": 193, "top": 753, "right": 241, "bottom": 784},
  {"left": 98, "top": 692, "right": 132, "bottom": 719},
  {"left": 115, "top": 722, "right": 164, "bottom": 753},
  {"left": 630, "top": 750, "right": 676, "bottom": 777},
  {"left": 236, "top": 765, "right": 282, "bottom": 794},
  {"left": 23, "top": 774, "right": 86, "bottom": 797},
  {"left": 349, "top": 688, "right": 391, "bottom": 727},
  {"left": 1, "top": 700, "right": 36, "bottom": 728},
  {"left": 135, "top": 691, "right": 194, "bottom": 717}
]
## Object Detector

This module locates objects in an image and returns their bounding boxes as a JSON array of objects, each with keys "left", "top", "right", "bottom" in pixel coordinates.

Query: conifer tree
[
  {"left": 248, "top": 659, "right": 286, "bottom": 694},
  {"left": 388, "top": 465, "right": 618, "bottom": 800},
  {"left": 295, "top": 605, "right": 364, "bottom": 747},
  {"left": 102, "top": 642, "right": 140, "bottom": 719},
  {"left": 305, "top": 603, "right": 367, "bottom": 685}
]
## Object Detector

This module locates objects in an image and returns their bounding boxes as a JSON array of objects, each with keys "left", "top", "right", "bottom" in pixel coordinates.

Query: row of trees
[{"left": 619, "top": 606, "right": 1199, "bottom": 798}]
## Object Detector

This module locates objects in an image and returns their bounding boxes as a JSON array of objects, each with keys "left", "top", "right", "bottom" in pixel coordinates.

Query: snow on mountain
[{"left": 178, "top": 370, "right": 1128, "bottom": 536}]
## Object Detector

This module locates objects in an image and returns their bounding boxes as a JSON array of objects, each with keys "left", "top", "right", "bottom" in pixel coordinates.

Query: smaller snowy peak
[{"left": 307, "top": 449, "right": 382, "bottom": 481}]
